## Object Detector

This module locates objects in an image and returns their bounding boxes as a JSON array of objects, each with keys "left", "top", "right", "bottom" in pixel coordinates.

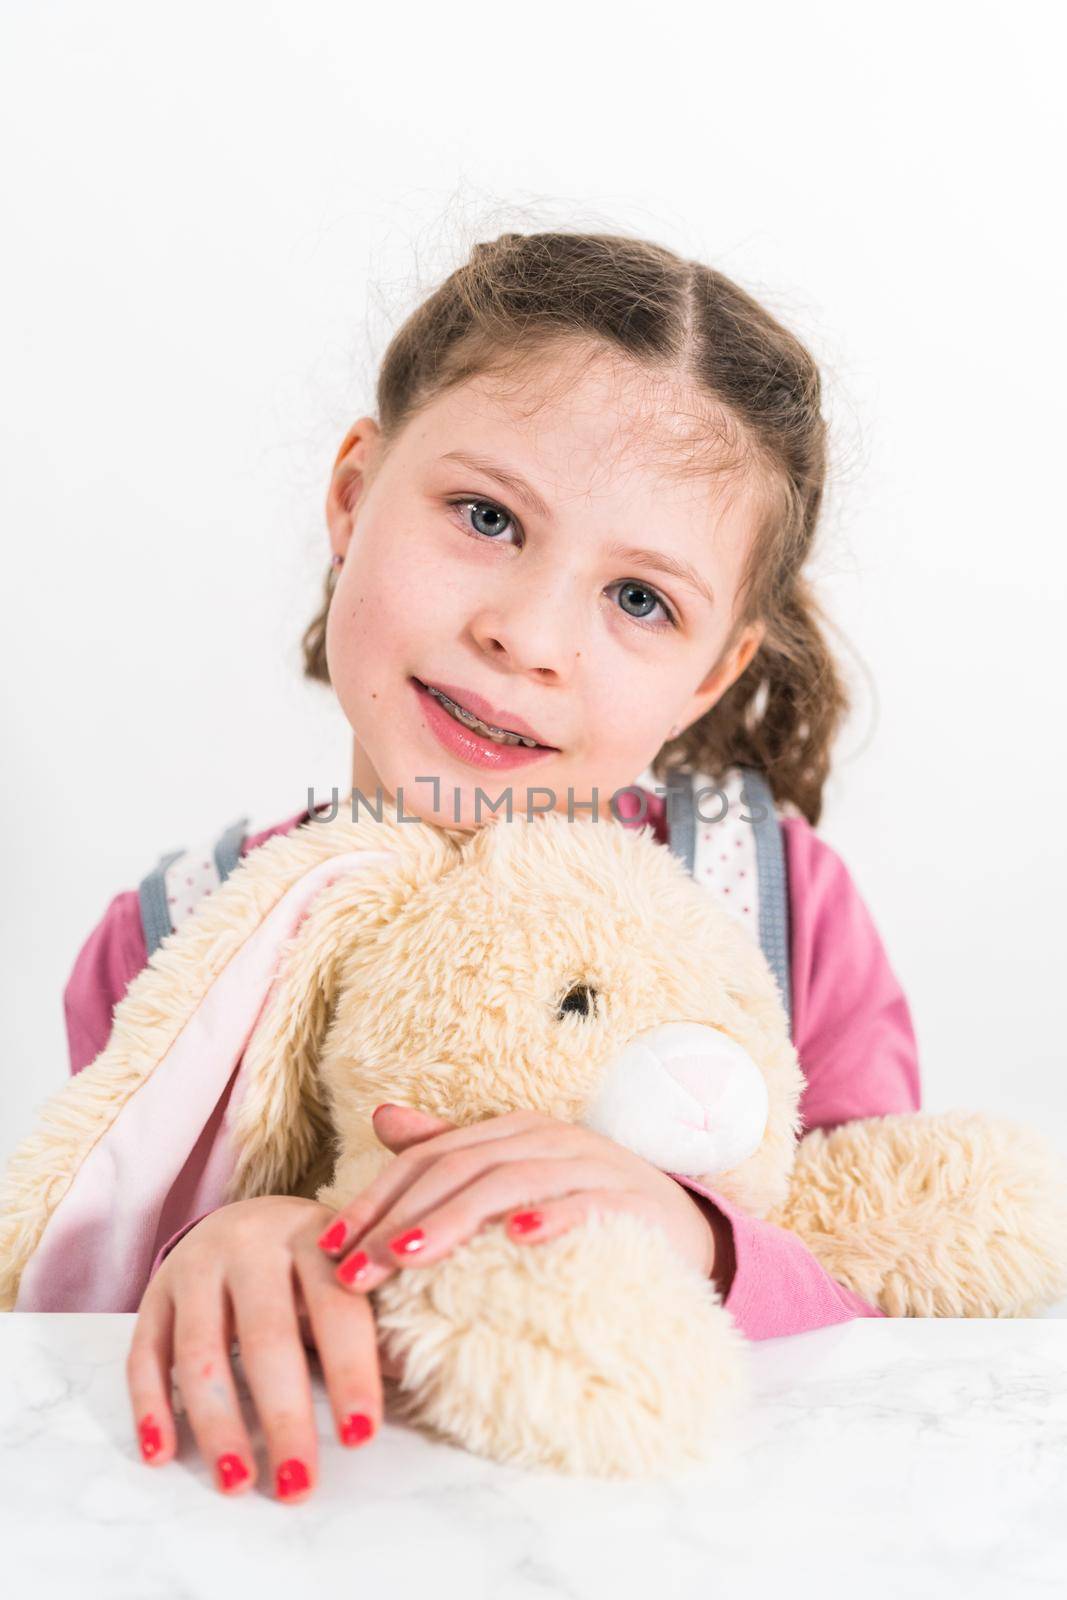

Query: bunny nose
[{"left": 581, "top": 1022, "right": 769, "bottom": 1177}]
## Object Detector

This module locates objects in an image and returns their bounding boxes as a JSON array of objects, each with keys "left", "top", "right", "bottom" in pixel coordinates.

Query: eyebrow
[
  {"left": 437, "top": 450, "right": 716, "bottom": 608},
  {"left": 605, "top": 544, "right": 716, "bottom": 609},
  {"left": 440, "top": 450, "right": 554, "bottom": 520}
]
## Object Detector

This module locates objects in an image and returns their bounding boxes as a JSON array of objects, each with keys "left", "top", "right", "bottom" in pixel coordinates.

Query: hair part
[{"left": 302, "top": 231, "right": 851, "bottom": 826}]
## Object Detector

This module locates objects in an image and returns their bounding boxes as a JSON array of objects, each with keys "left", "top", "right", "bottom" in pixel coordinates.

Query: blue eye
[
  {"left": 445, "top": 497, "right": 679, "bottom": 632},
  {"left": 450, "top": 497, "right": 519, "bottom": 543},
  {"left": 609, "top": 579, "right": 676, "bottom": 630}
]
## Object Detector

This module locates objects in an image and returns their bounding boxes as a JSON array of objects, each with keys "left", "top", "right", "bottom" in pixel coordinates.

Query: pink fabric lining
[{"left": 20, "top": 850, "right": 397, "bottom": 1310}]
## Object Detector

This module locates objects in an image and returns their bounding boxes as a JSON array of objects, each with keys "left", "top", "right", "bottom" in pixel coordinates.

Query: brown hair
[{"left": 302, "top": 231, "right": 852, "bottom": 826}]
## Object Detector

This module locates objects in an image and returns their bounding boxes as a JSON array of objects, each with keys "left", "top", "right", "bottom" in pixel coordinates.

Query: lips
[{"left": 413, "top": 678, "right": 557, "bottom": 748}]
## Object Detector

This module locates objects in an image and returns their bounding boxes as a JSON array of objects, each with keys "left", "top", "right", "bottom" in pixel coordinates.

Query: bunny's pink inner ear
[{"left": 15, "top": 848, "right": 398, "bottom": 1313}]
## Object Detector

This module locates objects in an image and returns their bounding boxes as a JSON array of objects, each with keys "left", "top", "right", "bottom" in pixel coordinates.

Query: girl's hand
[
  {"left": 316, "top": 1104, "right": 719, "bottom": 1292},
  {"left": 126, "top": 1194, "right": 394, "bottom": 1503}
]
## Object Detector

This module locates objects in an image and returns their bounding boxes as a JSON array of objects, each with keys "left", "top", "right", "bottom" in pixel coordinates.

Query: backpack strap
[
  {"left": 664, "top": 766, "right": 793, "bottom": 1038},
  {"left": 737, "top": 766, "right": 793, "bottom": 1033},
  {"left": 137, "top": 814, "right": 250, "bottom": 959},
  {"left": 137, "top": 848, "right": 186, "bottom": 961},
  {"left": 663, "top": 766, "right": 697, "bottom": 875}
]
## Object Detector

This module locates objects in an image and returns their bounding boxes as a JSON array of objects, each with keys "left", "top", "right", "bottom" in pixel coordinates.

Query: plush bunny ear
[
  {"left": 2, "top": 845, "right": 401, "bottom": 1312},
  {"left": 220, "top": 857, "right": 406, "bottom": 1204}
]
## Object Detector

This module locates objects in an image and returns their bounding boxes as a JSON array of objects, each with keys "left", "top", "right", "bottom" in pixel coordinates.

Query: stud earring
[{"left": 331, "top": 554, "right": 343, "bottom": 569}]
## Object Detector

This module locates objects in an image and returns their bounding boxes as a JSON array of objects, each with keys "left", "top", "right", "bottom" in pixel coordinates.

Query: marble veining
[{"left": 1, "top": 1311, "right": 1065, "bottom": 1599}]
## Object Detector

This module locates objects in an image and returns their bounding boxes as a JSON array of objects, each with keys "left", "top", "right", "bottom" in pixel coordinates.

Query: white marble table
[{"left": 1, "top": 1312, "right": 1064, "bottom": 1600}]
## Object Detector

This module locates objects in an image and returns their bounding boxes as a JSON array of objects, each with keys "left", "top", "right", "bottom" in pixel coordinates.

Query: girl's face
[{"left": 324, "top": 345, "right": 765, "bottom": 832}]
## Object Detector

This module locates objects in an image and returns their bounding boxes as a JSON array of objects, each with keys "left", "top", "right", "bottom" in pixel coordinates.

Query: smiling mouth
[{"left": 414, "top": 680, "right": 553, "bottom": 748}]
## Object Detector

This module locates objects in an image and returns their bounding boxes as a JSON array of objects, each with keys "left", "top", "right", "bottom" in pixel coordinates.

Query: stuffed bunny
[{"left": 3, "top": 799, "right": 1066, "bottom": 1479}]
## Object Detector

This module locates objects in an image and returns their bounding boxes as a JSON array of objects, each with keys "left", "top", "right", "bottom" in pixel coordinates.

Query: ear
[
  {"left": 325, "top": 416, "right": 381, "bottom": 552},
  {"left": 679, "top": 621, "right": 767, "bottom": 731},
  {"left": 224, "top": 850, "right": 404, "bottom": 1202}
]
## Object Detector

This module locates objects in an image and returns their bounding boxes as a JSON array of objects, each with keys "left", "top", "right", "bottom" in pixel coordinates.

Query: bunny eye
[{"left": 557, "top": 983, "right": 598, "bottom": 1019}]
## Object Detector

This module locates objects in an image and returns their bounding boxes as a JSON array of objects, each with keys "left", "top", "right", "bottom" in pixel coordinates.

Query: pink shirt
[{"left": 63, "top": 793, "right": 921, "bottom": 1338}]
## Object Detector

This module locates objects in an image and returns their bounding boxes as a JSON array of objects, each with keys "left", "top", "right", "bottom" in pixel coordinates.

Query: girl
[{"left": 64, "top": 231, "right": 921, "bottom": 1502}]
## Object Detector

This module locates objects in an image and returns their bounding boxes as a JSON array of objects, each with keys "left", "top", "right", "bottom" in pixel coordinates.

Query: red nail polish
[
  {"left": 276, "top": 1458, "right": 310, "bottom": 1499},
  {"left": 509, "top": 1210, "right": 543, "bottom": 1235},
  {"left": 340, "top": 1412, "right": 374, "bottom": 1447},
  {"left": 317, "top": 1218, "right": 348, "bottom": 1253},
  {"left": 216, "top": 1452, "right": 250, "bottom": 1491},
  {"left": 388, "top": 1226, "right": 425, "bottom": 1255},
  {"left": 336, "top": 1249, "right": 370, "bottom": 1286},
  {"left": 138, "top": 1414, "right": 163, "bottom": 1461}
]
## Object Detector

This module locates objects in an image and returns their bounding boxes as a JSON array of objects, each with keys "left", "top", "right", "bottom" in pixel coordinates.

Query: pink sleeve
[
  {"left": 64, "top": 890, "right": 149, "bottom": 1076},
  {"left": 147, "top": 1214, "right": 214, "bottom": 1282},
  {"left": 783, "top": 816, "right": 922, "bottom": 1134},
  {"left": 670, "top": 814, "right": 923, "bottom": 1340}
]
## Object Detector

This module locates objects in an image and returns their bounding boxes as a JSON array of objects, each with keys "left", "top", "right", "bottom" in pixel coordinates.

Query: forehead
[{"left": 411, "top": 342, "right": 753, "bottom": 500}]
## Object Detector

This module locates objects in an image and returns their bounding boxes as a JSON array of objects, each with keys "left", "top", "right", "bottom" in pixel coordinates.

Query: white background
[{"left": 2, "top": 1, "right": 1064, "bottom": 1173}]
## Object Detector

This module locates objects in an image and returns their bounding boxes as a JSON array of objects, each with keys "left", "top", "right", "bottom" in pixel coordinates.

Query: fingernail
[
  {"left": 388, "top": 1226, "right": 426, "bottom": 1255},
  {"left": 509, "top": 1210, "right": 543, "bottom": 1235},
  {"left": 138, "top": 1414, "right": 163, "bottom": 1461},
  {"left": 276, "top": 1458, "right": 310, "bottom": 1499},
  {"left": 317, "top": 1218, "right": 349, "bottom": 1253},
  {"left": 335, "top": 1249, "right": 370, "bottom": 1286},
  {"left": 373, "top": 1102, "right": 405, "bottom": 1115},
  {"left": 216, "top": 1452, "right": 251, "bottom": 1492},
  {"left": 340, "top": 1412, "right": 375, "bottom": 1447}
]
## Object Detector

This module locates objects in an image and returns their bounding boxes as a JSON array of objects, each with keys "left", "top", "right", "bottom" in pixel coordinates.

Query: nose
[
  {"left": 469, "top": 559, "right": 584, "bottom": 681},
  {"left": 581, "top": 1022, "right": 769, "bottom": 1177}
]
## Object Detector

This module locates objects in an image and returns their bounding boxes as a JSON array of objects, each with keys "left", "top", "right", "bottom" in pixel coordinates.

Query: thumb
[{"left": 372, "top": 1102, "right": 457, "bottom": 1152}]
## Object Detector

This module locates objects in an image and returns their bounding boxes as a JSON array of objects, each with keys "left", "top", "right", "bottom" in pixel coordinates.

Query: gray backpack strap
[
  {"left": 138, "top": 848, "right": 186, "bottom": 962},
  {"left": 663, "top": 766, "right": 697, "bottom": 875},
  {"left": 213, "top": 815, "right": 247, "bottom": 882},
  {"left": 738, "top": 767, "right": 793, "bottom": 1033},
  {"left": 137, "top": 814, "right": 249, "bottom": 959}
]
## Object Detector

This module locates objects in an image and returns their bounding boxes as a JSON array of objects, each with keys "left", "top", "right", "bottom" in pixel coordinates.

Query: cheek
[
  {"left": 353, "top": 524, "right": 453, "bottom": 635},
  {"left": 582, "top": 661, "right": 666, "bottom": 751},
  {"left": 324, "top": 544, "right": 444, "bottom": 705},
  {"left": 323, "top": 576, "right": 363, "bottom": 691},
  {"left": 323, "top": 568, "right": 392, "bottom": 729}
]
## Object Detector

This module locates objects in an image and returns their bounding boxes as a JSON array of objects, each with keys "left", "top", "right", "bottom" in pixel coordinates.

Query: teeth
[{"left": 426, "top": 684, "right": 541, "bottom": 746}]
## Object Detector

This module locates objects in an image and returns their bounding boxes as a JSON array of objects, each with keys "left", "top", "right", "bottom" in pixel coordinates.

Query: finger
[
  {"left": 503, "top": 1188, "right": 645, "bottom": 1245},
  {"left": 226, "top": 1257, "right": 319, "bottom": 1502},
  {"left": 336, "top": 1156, "right": 623, "bottom": 1292},
  {"left": 315, "top": 1109, "right": 548, "bottom": 1259},
  {"left": 371, "top": 1103, "right": 458, "bottom": 1153},
  {"left": 328, "top": 1128, "right": 590, "bottom": 1288},
  {"left": 294, "top": 1245, "right": 382, "bottom": 1450},
  {"left": 169, "top": 1269, "right": 258, "bottom": 1496},
  {"left": 127, "top": 1282, "right": 178, "bottom": 1468}
]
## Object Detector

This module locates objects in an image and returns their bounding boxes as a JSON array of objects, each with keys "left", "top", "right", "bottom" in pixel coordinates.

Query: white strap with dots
[
  {"left": 688, "top": 767, "right": 761, "bottom": 948},
  {"left": 162, "top": 841, "right": 224, "bottom": 932}
]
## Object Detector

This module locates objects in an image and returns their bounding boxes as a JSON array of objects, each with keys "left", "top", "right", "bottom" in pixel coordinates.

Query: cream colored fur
[{"left": 3, "top": 797, "right": 1066, "bottom": 1479}]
